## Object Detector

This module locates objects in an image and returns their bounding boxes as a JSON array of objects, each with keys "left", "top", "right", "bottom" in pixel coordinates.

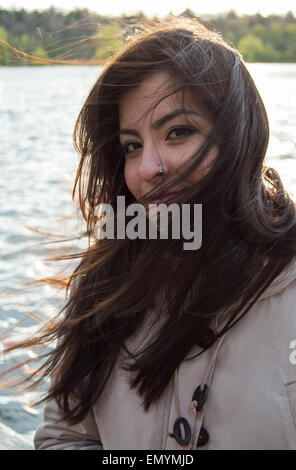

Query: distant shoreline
[
  {"left": 1, "top": 8, "right": 296, "bottom": 65},
  {"left": 1, "top": 61, "right": 296, "bottom": 67}
]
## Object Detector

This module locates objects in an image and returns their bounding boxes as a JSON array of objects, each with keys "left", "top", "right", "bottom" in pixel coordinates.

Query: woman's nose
[{"left": 138, "top": 142, "right": 167, "bottom": 181}]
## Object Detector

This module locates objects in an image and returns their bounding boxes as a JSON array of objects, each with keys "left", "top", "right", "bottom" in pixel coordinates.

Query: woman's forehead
[
  {"left": 119, "top": 72, "right": 175, "bottom": 117},
  {"left": 119, "top": 72, "right": 208, "bottom": 129}
]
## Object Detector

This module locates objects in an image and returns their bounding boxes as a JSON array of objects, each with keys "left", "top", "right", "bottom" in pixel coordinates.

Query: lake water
[{"left": 0, "top": 64, "right": 295, "bottom": 448}]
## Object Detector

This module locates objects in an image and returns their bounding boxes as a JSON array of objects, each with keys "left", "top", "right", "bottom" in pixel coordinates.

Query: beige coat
[{"left": 34, "top": 257, "right": 296, "bottom": 450}]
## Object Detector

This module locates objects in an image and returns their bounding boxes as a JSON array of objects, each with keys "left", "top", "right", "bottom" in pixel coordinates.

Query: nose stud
[{"left": 159, "top": 163, "right": 164, "bottom": 175}]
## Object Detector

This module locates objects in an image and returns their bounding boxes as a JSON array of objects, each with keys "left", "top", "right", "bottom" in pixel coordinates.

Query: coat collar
[{"left": 259, "top": 256, "right": 296, "bottom": 300}]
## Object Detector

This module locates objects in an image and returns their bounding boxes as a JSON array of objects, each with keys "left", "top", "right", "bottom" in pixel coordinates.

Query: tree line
[{"left": 0, "top": 7, "right": 295, "bottom": 65}]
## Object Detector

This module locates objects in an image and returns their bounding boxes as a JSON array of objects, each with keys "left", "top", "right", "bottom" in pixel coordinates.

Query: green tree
[
  {"left": 238, "top": 34, "right": 265, "bottom": 61},
  {"left": 224, "top": 30, "right": 238, "bottom": 47},
  {"left": 283, "top": 24, "right": 296, "bottom": 60},
  {"left": 19, "top": 33, "right": 31, "bottom": 50},
  {"left": 31, "top": 46, "right": 48, "bottom": 65},
  {"left": 268, "top": 24, "right": 285, "bottom": 51},
  {"left": 180, "top": 9, "right": 196, "bottom": 19},
  {"left": 17, "top": 33, "right": 39, "bottom": 64},
  {"left": 251, "top": 23, "right": 266, "bottom": 40},
  {"left": 94, "top": 23, "right": 123, "bottom": 61},
  {"left": 0, "top": 26, "right": 8, "bottom": 64},
  {"left": 238, "top": 33, "right": 282, "bottom": 62}
]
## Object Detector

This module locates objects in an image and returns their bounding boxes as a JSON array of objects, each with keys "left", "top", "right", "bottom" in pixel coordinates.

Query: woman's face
[{"left": 119, "top": 72, "right": 218, "bottom": 202}]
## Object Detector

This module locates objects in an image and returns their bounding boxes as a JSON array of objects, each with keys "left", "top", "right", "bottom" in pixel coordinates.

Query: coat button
[
  {"left": 196, "top": 426, "right": 209, "bottom": 447},
  {"left": 197, "top": 328, "right": 215, "bottom": 348},
  {"left": 172, "top": 417, "right": 192, "bottom": 447},
  {"left": 192, "top": 384, "right": 209, "bottom": 411}
]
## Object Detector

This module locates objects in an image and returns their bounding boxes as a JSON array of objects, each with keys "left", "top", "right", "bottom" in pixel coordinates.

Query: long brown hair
[{"left": 2, "top": 16, "right": 296, "bottom": 425}]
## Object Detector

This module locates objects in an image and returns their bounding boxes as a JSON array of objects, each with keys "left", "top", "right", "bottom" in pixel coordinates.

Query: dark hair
[{"left": 2, "top": 16, "right": 296, "bottom": 425}]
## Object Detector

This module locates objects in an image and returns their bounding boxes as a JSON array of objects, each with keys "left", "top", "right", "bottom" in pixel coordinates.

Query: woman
[{"left": 18, "top": 17, "right": 296, "bottom": 449}]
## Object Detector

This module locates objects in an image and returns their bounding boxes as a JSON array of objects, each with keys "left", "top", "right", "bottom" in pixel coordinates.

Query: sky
[{"left": 1, "top": 0, "right": 296, "bottom": 18}]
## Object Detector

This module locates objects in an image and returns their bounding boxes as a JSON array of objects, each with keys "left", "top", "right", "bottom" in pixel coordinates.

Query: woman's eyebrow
[{"left": 119, "top": 108, "right": 202, "bottom": 137}]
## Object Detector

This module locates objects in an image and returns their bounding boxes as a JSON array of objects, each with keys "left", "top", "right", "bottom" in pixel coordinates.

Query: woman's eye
[
  {"left": 166, "top": 126, "right": 196, "bottom": 141},
  {"left": 122, "top": 141, "right": 141, "bottom": 156}
]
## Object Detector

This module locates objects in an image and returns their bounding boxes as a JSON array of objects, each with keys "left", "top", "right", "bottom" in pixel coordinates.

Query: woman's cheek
[{"left": 189, "top": 145, "right": 219, "bottom": 182}]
